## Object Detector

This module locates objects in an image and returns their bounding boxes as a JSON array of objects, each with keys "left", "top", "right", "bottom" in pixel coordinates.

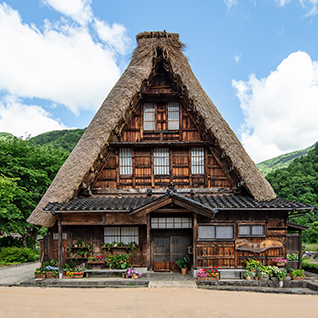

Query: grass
[{"left": 303, "top": 244, "right": 318, "bottom": 252}]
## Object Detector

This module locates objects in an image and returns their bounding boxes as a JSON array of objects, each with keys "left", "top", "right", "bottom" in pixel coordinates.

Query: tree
[{"left": 0, "top": 137, "right": 69, "bottom": 247}]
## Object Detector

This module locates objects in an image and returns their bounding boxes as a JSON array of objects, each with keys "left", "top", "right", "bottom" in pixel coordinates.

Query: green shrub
[
  {"left": 303, "top": 244, "right": 318, "bottom": 252},
  {"left": 0, "top": 247, "right": 39, "bottom": 265},
  {"left": 302, "top": 258, "right": 318, "bottom": 273}
]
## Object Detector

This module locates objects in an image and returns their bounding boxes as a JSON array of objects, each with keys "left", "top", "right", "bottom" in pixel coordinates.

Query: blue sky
[{"left": 0, "top": 0, "right": 318, "bottom": 162}]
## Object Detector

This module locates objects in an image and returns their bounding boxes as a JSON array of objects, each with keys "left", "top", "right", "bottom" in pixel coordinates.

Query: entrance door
[{"left": 153, "top": 235, "right": 191, "bottom": 272}]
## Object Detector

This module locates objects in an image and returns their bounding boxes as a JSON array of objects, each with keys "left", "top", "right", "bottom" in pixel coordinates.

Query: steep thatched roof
[{"left": 27, "top": 31, "right": 276, "bottom": 227}]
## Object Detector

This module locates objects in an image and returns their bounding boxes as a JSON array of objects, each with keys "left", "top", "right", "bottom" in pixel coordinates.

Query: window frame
[
  {"left": 143, "top": 103, "right": 156, "bottom": 131},
  {"left": 119, "top": 148, "right": 133, "bottom": 176},
  {"left": 197, "top": 224, "right": 235, "bottom": 241},
  {"left": 154, "top": 148, "right": 170, "bottom": 176},
  {"left": 237, "top": 224, "right": 266, "bottom": 238},
  {"left": 191, "top": 147, "right": 205, "bottom": 175},
  {"left": 151, "top": 217, "right": 192, "bottom": 229},
  {"left": 104, "top": 226, "right": 139, "bottom": 244},
  {"left": 53, "top": 233, "right": 67, "bottom": 240},
  {"left": 167, "top": 102, "right": 180, "bottom": 130}
]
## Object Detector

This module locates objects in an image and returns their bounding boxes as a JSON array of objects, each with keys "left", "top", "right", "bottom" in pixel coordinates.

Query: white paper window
[
  {"left": 238, "top": 224, "right": 265, "bottom": 237},
  {"left": 168, "top": 102, "right": 179, "bottom": 130},
  {"left": 104, "top": 227, "right": 139, "bottom": 244},
  {"left": 191, "top": 147, "right": 204, "bottom": 174},
  {"left": 53, "top": 233, "right": 67, "bottom": 240},
  {"left": 119, "top": 148, "right": 132, "bottom": 175},
  {"left": 144, "top": 103, "right": 155, "bottom": 130},
  {"left": 198, "top": 225, "right": 234, "bottom": 240},
  {"left": 154, "top": 148, "right": 169, "bottom": 175},
  {"left": 151, "top": 217, "right": 192, "bottom": 229}
]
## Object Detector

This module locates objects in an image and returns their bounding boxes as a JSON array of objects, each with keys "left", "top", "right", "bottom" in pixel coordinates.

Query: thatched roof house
[{"left": 28, "top": 31, "right": 277, "bottom": 228}]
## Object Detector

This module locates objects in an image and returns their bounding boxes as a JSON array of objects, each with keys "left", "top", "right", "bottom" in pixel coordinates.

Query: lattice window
[
  {"left": 191, "top": 147, "right": 204, "bottom": 174},
  {"left": 168, "top": 102, "right": 179, "bottom": 130},
  {"left": 104, "top": 227, "right": 139, "bottom": 244},
  {"left": 238, "top": 224, "right": 265, "bottom": 237},
  {"left": 154, "top": 148, "right": 169, "bottom": 175},
  {"left": 144, "top": 103, "right": 155, "bottom": 130},
  {"left": 198, "top": 225, "right": 234, "bottom": 240},
  {"left": 151, "top": 217, "right": 192, "bottom": 229},
  {"left": 53, "top": 233, "right": 67, "bottom": 240},
  {"left": 119, "top": 148, "right": 132, "bottom": 175}
]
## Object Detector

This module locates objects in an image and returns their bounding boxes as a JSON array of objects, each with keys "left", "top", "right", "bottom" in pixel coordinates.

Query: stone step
[{"left": 148, "top": 280, "right": 197, "bottom": 288}]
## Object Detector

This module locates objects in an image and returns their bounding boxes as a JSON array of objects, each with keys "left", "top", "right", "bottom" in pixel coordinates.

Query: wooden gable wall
[{"left": 92, "top": 66, "right": 234, "bottom": 191}]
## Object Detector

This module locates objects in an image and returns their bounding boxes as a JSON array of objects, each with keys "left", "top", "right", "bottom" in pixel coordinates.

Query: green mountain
[
  {"left": 0, "top": 132, "right": 14, "bottom": 140},
  {"left": 30, "top": 128, "right": 85, "bottom": 153},
  {"left": 256, "top": 143, "right": 316, "bottom": 176}
]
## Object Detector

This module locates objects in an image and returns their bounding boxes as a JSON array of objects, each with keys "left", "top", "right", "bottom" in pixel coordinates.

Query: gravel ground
[
  {"left": 0, "top": 261, "right": 40, "bottom": 285},
  {"left": 0, "top": 287, "right": 318, "bottom": 318}
]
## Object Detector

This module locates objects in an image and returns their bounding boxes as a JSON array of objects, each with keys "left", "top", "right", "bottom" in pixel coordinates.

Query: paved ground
[
  {"left": 0, "top": 261, "right": 40, "bottom": 285},
  {"left": 1, "top": 286, "right": 318, "bottom": 318}
]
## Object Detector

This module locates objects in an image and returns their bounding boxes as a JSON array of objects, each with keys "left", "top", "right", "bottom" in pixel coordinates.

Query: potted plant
[
  {"left": 175, "top": 257, "right": 188, "bottom": 274},
  {"left": 259, "top": 266, "right": 270, "bottom": 281},
  {"left": 276, "top": 269, "right": 287, "bottom": 287},
  {"left": 125, "top": 267, "right": 142, "bottom": 279},
  {"left": 273, "top": 258, "right": 287, "bottom": 267},
  {"left": 245, "top": 258, "right": 261, "bottom": 273},
  {"left": 34, "top": 268, "right": 46, "bottom": 279},
  {"left": 291, "top": 269, "right": 305, "bottom": 280},
  {"left": 196, "top": 267, "right": 219, "bottom": 281},
  {"left": 244, "top": 269, "right": 254, "bottom": 280},
  {"left": 254, "top": 270, "right": 261, "bottom": 280}
]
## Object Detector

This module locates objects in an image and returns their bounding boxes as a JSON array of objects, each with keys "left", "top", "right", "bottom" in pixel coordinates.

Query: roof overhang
[
  {"left": 287, "top": 222, "right": 309, "bottom": 231},
  {"left": 129, "top": 190, "right": 218, "bottom": 219}
]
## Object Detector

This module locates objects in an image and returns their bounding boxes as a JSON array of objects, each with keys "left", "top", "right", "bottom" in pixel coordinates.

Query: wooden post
[
  {"left": 58, "top": 214, "right": 63, "bottom": 279},
  {"left": 193, "top": 213, "right": 197, "bottom": 268},
  {"left": 298, "top": 230, "right": 302, "bottom": 270},
  {"left": 147, "top": 214, "right": 151, "bottom": 271}
]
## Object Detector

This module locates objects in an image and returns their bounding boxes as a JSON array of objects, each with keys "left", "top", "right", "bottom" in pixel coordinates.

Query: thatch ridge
[{"left": 27, "top": 31, "right": 275, "bottom": 227}]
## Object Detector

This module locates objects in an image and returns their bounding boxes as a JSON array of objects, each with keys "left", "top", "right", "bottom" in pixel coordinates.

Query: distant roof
[{"left": 44, "top": 193, "right": 313, "bottom": 213}]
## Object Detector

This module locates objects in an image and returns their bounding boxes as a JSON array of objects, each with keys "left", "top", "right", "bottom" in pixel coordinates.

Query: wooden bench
[{"left": 84, "top": 269, "right": 126, "bottom": 278}]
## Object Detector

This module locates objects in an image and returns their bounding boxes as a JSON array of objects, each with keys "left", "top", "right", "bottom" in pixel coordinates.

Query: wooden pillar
[
  {"left": 193, "top": 213, "right": 197, "bottom": 268},
  {"left": 58, "top": 214, "right": 63, "bottom": 279},
  {"left": 298, "top": 230, "right": 302, "bottom": 270},
  {"left": 147, "top": 214, "right": 151, "bottom": 271}
]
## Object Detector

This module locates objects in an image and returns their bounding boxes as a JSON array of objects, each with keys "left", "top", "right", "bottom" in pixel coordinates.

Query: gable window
[
  {"left": 198, "top": 225, "right": 234, "bottom": 240},
  {"left": 154, "top": 148, "right": 169, "bottom": 175},
  {"left": 168, "top": 102, "right": 179, "bottom": 130},
  {"left": 119, "top": 148, "right": 132, "bottom": 175},
  {"left": 104, "top": 226, "right": 139, "bottom": 244},
  {"left": 191, "top": 147, "right": 204, "bottom": 174},
  {"left": 53, "top": 233, "right": 67, "bottom": 240},
  {"left": 144, "top": 103, "right": 155, "bottom": 130},
  {"left": 238, "top": 224, "right": 265, "bottom": 237}
]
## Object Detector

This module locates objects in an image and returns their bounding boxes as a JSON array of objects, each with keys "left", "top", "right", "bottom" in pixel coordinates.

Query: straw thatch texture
[{"left": 27, "top": 31, "right": 275, "bottom": 227}]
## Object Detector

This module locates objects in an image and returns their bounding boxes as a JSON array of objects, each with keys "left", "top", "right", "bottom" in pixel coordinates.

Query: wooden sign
[{"left": 235, "top": 239, "right": 283, "bottom": 253}]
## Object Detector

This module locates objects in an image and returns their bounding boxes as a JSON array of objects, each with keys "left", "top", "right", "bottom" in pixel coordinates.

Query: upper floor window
[
  {"left": 191, "top": 147, "right": 204, "bottom": 174},
  {"left": 238, "top": 224, "right": 265, "bottom": 237},
  {"left": 119, "top": 148, "right": 132, "bottom": 175},
  {"left": 168, "top": 102, "right": 179, "bottom": 130},
  {"left": 154, "top": 148, "right": 169, "bottom": 175},
  {"left": 144, "top": 103, "right": 155, "bottom": 130}
]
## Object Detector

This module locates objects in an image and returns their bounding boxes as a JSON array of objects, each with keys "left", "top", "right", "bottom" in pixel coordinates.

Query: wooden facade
[{"left": 41, "top": 59, "right": 311, "bottom": 275}]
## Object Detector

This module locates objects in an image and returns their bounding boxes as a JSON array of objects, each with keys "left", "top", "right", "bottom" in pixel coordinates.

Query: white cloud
[
  {"left": 232, "top": 51, "right": 318, "bottom": 163},
  {"left": 276, "top": 0, "right": 318, "bottom": 16},
  {"left": 224, "top": 0, "right": 237, "bottom": 10},
  {"left": 275, "top": 0, "right": 292, "bottom": 6},
  {"left": 0, "top": 3, "right": 129, "bottom": 116},
  {"left": 0, "top": 96, "right": 67, "bottom": 138},
  {"left": 234, "top": 52, "right": 242, "bottom": 63},
  {"left": 42, "top": 0, "right": 93, "bottom": 25},
  {"left": 94, "top": 19, "right": 130, "bottom": 55}
]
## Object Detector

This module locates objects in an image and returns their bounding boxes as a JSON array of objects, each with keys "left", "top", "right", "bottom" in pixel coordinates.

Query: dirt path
[
  {"left": 1, "top": 287, "right": 317, "bottom": 318},
  {"left": 0, "top": 262, "right": 40, "bottom": 285}
]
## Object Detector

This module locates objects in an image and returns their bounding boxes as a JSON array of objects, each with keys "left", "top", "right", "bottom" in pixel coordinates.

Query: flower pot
[
  {"left": 275, "top": 262, "right": 286, "bottom": 267},
  {"left": 132, "top": 274, "right": 138, "bottom": 279},
  {"left": 35, "top": 274, "right": 46, "bottom": 279},
  {"left": 292, "top": 276, "right": 304, "bottom": 281},
  {"left": 197, "top": 276, "right": 219, "bottom": 281},
  {"left": 181, "top": 268, "right": 187, "bottom": 275},
  {"left": 260, "top": 274, "right": 269, "bottom": 281},
  {"left": 279, "top": 281, "right": 283, "bottom": 288},
  {"left": 254, "top": 277, "right": 259, "bottom": 281},
  {"left": 245, "top": 276, "right": 251, "bottom": 280},
  {"left": 46, "top": 272, "right": 56, "bottom": 279}
]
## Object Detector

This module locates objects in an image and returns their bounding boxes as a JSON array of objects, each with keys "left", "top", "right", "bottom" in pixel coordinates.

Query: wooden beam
[
  {"left": 147, "top": 214, "right": 151, "bottom": 271},
  {"left": 193, "top": 213, "right": 197, "bottom": 268},
  {"left": 58, "top": 214, "right": 63, "bottom": 279},
  {"left": 298, "top": 230, "right": 302, "bottom": 270}
]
